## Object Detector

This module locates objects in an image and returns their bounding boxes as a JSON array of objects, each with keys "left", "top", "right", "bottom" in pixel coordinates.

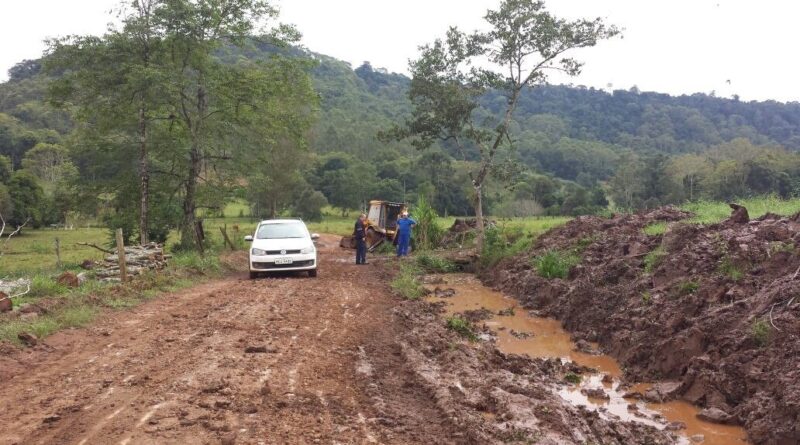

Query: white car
[{"left": 245, "top": 219, "right": 319, "bottom": 279}]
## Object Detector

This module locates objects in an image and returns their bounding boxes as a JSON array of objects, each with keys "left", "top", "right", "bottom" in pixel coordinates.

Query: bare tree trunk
[
  {"left": 181, "top": 86, "right": 206, "bottom": 252},
  {"left": 138, "top": 104, "right": 149, "bottom": 245},
  {"left": 181, "top": 145, "right": 202, "bottom": 251},
  {"left": 474, "top": 183, "right": 485, "bottom": 252}
]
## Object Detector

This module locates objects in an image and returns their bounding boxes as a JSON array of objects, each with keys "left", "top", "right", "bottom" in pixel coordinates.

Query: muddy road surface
[
  {"left": 0, "top": 235, "right": 452, "bottom": 444},
  {"left": 1, "top": 234, "right": 677, "bottom": 445}
]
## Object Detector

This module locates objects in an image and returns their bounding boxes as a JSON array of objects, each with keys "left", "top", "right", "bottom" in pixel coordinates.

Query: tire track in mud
[{"left": 0, "top": 235, "right": 453, "bottom": 445}]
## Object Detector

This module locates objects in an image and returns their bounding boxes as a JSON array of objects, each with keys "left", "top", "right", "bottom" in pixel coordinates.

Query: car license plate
[{"left": 274, "top": 258, "right": 293, "bottom": 265}]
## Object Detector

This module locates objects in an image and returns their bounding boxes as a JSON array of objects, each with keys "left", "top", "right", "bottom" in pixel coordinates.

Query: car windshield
[{"left": 256, "top": 222, "right": 307, "bottom": 240}]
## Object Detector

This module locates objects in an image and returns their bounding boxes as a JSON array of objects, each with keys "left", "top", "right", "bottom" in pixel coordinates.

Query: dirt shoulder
[
  {"left": 485, "top": 207, "right": 800, "bottom": 445},
  {"left": 1, "top": 234, "right": 674, "bottom": 445}
]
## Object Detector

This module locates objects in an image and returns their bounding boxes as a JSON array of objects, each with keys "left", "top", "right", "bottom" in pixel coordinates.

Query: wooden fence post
[
  {"left": 55, "top": 237, "right": 62, "bottom": 269},
  {"left": 116, "top": 228, "right": 127, "bottom": 282}
]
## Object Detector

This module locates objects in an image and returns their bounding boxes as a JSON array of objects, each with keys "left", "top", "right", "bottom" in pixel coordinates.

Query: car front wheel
[
  {"left": 308, "top": 269, "right": 317, "bottom": 278},
  {"left": 249, "top": 271, "right": 259, "bottom": 280}
]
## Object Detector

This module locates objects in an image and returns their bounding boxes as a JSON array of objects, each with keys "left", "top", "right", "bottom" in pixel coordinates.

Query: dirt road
[
  {"left": 0, "top": 235, "right": 452, "bottom": 445},
  {"left": 1, "top": 234, "right": 680, "bottom": 445}
]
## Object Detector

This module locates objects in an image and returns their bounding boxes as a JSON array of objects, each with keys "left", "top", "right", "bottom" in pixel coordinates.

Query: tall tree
[
  {"left": 387, "top": 0, "right": 618, "bottom": 249},
  {"left": 155, "top": 0, "right": 307, "bottom": 251},
  {"left": 47, "top": 0, "right": 166, "bottom": 244}
]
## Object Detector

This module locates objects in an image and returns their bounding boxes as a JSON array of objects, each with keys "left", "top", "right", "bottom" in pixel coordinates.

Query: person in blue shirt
[{"left": 395, "top": 211, "right": 416, "bottom": 257}]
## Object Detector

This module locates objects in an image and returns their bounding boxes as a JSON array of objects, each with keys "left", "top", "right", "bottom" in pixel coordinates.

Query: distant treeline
[{"left": 2, "top": 40, "right": 800, "bottom": 234}]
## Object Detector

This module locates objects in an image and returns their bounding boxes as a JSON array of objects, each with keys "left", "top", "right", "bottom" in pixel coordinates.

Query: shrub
[
  {"left": 533, "top": 250, "right": 580, "bottom": 279},
  {"left": 171, "top": 252, "right": 222, "bottom": 275},
  {"left": 481, "top": 226, "right": 533, "bottom": 268},
  {"left": 446, "top": 315, "right": 477, "bottom": 341},
  {"left": 641, "top": 291, "right": 652, "bottom": 305},
  {"left": 412, "top": 195, "right": 444, "bottom": 251},
  {"left": 677, "top": 280, "right": 700, "bottom": 295},
  {"left": 643, "top": 246, "right": 666, "bottom": 273},
  {"left": 416, "top": 253, "right": 457, "bottom": 273},
  {"left": 390, "top": 263, "right": 425, "bottom": 300},
  {"left": 751, "top": 319, "right": 771, "bottom": 347},
  {"left": 28, "top": 275, "right": 68, "bottom": 298},
  {"left": 564, "top": 372, "right": 582, "bottom": 384},
  {"left": 718, "top": 257, "right": 743, "bottom": 281},
  {"left": 643, "top": 222, "right": 668, "bottom": 236}
]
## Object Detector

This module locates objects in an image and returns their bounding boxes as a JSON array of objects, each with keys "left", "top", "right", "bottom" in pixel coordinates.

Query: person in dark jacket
[
  {"left": 395, "top": 211, "right": 416, "bottom": 257},
  {"left": 354, "top": 213, "right": 368, "bottom": 265}
]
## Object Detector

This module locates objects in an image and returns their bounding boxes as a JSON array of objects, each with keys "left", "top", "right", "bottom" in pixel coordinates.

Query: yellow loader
[{"left": 339, "top": 200, "right": 408, "bottom": 252}]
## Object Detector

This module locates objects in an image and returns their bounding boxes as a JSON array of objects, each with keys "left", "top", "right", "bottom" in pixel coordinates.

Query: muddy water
[{"left": 426, "top": 274, "right": 748, "bottom": 445}]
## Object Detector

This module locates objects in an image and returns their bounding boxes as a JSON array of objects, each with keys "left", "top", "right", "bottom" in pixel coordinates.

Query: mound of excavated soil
[
  {"left": 393, "top": 301, "right": 675, "bottom": 444},
  {"left": 485, "top": 206, "right": 800, "bottom": 445}
]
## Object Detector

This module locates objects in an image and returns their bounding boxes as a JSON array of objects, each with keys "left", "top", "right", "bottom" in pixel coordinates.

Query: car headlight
[
  {"left": 251, "top": 248, "right": 267, "bottom": 256},
  {"left": 300, "top": 245, "right": 315, "bottom": 254}
]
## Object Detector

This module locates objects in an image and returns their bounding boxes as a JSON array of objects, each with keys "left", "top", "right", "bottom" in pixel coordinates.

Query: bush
[
  {"left": 481, "top": 226, "right": 534, "bottom": 268},
  {"left": 416, "top": 253, "right": 457, "bottom": 273},
  {"left": 677, "top": 280, "right": 700, "bottom": 295},
  {"left": 412, "top": 195, "right": 443, "bottom": 251},
  {"left": 28, "top": 275, "right": 68, "bottom": 298},
  {"left": 446, "top": 315, "right": 477, "bottom": 341},
  {"left": 171, "top": 251, "right": 222, "bottom": 275},
  {"left": 390, "top": 263, "right": 425, "bottom": 300},
  {"left": 533, "top": 250, "right": 580, "bottom": 279},
  {"left": 643, "top": 246, "right": 666, "bottom": 273},
  {"left": 719, "top": 257, "right": 744, "bottom": 281},
  {"left": 643, "top": 222, "right": 668, "bottom": 236},
  {"left": 751, "top": 319, "right": 771, "bottom": 347}
]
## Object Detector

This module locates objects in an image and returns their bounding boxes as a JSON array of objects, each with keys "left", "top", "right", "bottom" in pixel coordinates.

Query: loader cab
[{"left": 367, "top": 200, "right": 405, "bottom": 238}]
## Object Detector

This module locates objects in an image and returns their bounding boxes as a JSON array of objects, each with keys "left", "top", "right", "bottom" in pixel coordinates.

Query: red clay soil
[
  {"left": 484, "top": 206, "right": 800, "bottom": 445},
  {"left": 0, "top": 234, "right": 675, "bottom": 445}
]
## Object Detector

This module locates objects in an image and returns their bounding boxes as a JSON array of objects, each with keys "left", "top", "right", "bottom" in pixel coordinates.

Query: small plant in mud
[
  {"left": 533, "top": 250, "right": 580, "bottom": 279},
  {"left": 769, "top": 241, "right": 796, "bottom": 255},
  {"left": 415, "top": 253, "right": 457, "bottom": 273},
  {"left": 642, "top": 222, "right": 668, "bottom": 236},
  {"left": 751, "top": 319, "right": 771, "bottom": 347},
  {"left": 480, "top": 225, "right": 538, "bottom": 268},
  {"left": 390, "top": 263, "right": 425, "bottom": 300},
  {"left": 643, "top": 246, "right": 666, "bottom": 273},
  {"left": 498, "top": 306, "right": 515, "bottom": 316},
  {"left": 574, "top": 234, "right": 599, "bottom": 251},
  {"left": 677, "top": 280, "right": 700, "bottom": 295},
  {"left": 641, "top": 291, "right": 652, "bottom": 305},
  {"left": 563, "top": 372, "right": 582, "bottom": 384},
  {"left": 446, "top": 315, "right": 478, "bottom": 341},
  {"left": 718, "top": 256, "right": 744, "bottom": 282}
]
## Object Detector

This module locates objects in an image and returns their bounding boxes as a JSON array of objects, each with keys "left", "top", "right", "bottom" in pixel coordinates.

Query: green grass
[
  {"left": 682, "top": 196, "right": 800, "bottom": 224},
  {"left": 677, "top": 280, "right": 700, "bottom": 295},
  {"left": 643, "top": 246, "right": 666, "bottom": 273},
  {"left": 415, "top": 253, "right": 457, "bottom": 273},
  {"left": 564, "top": 372, "right": 582, "bottom": 384},
  {"left": 718, "top": 256, "right": 744, "bottom": 281},
  {"left": 751, "top": 319, "right": 771, "bottom": 347},
  {"left": 390, "top": 263, "right": 425, "bottom": 300},
  {"left": 533, "top": 250, "right": 581, "bottom": 279},
  {"left": 643, "top": 222, "right": 668, "bottom": 236},
  {"left": 445, "top": 315, "right": 478, "bottom": 341}
]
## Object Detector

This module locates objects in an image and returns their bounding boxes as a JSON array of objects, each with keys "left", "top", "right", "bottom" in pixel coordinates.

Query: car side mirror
[
  {"left": 244, "top": 235, "right": 253, "bottom": 242},
  {"left": 311, "top": 233, "right": 320, "bottom": 241}
]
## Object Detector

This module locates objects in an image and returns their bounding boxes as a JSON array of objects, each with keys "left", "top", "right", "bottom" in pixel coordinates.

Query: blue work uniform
[{"left": 395, "top": 217, "right": 416, "bottom": 257}]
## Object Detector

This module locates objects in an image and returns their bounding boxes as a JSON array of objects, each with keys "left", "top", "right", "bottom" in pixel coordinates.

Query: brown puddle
[{"left": 425, "top": 274, "right": 748, "bottom": 445}]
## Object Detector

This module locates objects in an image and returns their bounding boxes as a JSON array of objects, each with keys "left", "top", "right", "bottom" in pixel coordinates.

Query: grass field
[
  {"left": 683, "top": 196, "right": 800, "bottom": 224},
  {"left": 5, "top": 196, "right": 800, "bottom": 277}
]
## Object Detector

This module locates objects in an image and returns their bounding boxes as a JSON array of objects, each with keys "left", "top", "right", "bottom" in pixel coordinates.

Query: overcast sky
[{"left": 1, "top": 0, "right": 798, "bottom": 102}]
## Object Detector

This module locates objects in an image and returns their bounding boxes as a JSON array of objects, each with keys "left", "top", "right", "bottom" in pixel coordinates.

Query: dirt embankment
[
  {"left": 484, "top": 206, "right": 800, "bottom": 445},
  {"left": 0, "top": 234, "right": 676, "bottom": 445}
]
